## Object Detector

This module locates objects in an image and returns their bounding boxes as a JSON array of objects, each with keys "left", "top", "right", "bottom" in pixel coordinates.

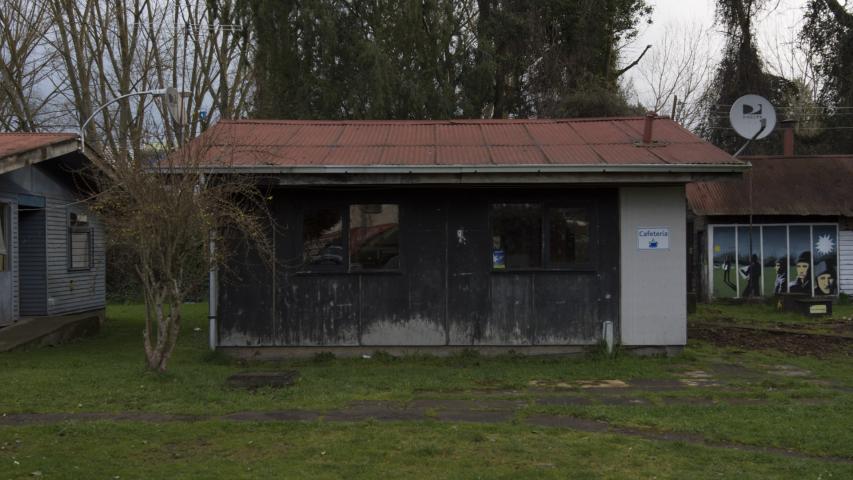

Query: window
[
  {"left": 710, "top": 223, "right": 839, "bottom": 299},
  {"left": 0, "top": 206, "right": 7, "bottom": 272},
  {"left": 491, "top": 204, "right": 542, "bottom": 269},
  {"left": 68, "top": 212, "right": 93, "bottom": 271},
  {"left": 548, "top": 207, "right": 590, "bottom": 266},
  {"left": 302, "top": 207, "right": 344, "bottom": 267},
  {"left": 300, "top": 203, "right": 400, "bottom": 272},
  {"left": 350, "top": 204, "right": 399, "bottom": 270},
  {"left": 491, "top": 203, "right": 592, "bottom": 270}
]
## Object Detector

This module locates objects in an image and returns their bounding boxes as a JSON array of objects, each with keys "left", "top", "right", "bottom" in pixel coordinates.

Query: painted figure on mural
[
  {"left": 722, "top": 256, "right": 736, "bottom": 291},
  {"left": 773, "top": 258, "right": 787, "bottom": 294},
  {"left": 742, "top": 254, "right": 761, "bottom": 297},
  {"left": 813, "top": 261, "right": 836, "bottom": 296},
  {"left": 788, "top": 251, "right": 811, "bottom": 294}
]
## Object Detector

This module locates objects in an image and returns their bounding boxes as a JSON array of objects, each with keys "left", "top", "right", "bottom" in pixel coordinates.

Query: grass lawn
[
  {"left": 1, "top": 303, "right": 852, "bottom": 478},
  {"left": 691, "top": 299, "right": 853, "bottom": 332}
]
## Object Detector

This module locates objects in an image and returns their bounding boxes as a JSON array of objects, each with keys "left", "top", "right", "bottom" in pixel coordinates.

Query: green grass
[
  {"left": 691, "top": 301, "right": 853, "bottom": 329},
  {"left": 2, "top": 421, "right": 851, "bottom": 480},
  {"left": 0, "top": 303, "right": 852, "bottom": 477}
]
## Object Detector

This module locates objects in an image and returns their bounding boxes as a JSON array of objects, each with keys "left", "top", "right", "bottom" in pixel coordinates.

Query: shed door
[{"left": 0, "top": 203, "right": 12, "bottom": 324}]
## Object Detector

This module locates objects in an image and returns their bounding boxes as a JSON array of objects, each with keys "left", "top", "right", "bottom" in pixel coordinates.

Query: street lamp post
[{"left": 79, "top": 88, "right": 169, "bottom": 153}]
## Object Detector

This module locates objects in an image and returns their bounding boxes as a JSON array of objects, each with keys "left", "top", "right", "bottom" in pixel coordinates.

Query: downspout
[{"left": 208, "top": 229, "right": 218, "bottom": 351}]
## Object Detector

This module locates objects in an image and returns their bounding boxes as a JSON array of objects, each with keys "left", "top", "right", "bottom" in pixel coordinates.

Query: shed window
[
  {"left": 491, "top": 203, "right": 592, "bottom": 270},
  {"left": 0, "top": 206, "right": 7, "bottom": 272},
  {"left": 491, "top": 204, "right": 542, "bottom": 269},
  {"left": 548, "top": 208, "right": 590, "bottom": 265},
  {"left": 349, "top": 204, "right": 399, "bottom": 270},
  {"left": 303, "top": 207, "right": 344, "bottom": 267},
  {"left": 68, "top": 212, "right": 93, "bottom": 271}
]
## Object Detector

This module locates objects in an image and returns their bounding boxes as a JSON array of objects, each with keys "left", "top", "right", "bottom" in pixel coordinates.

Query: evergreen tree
[
  {"left": 801, "top": 0, "right": 853, "bottom": 153},
  {"left": 236, "top": 0, "right": 651, "bottom": 119}
]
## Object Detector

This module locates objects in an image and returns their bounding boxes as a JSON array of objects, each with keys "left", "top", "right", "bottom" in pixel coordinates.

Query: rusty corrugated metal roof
[
  {"left": 687, "top": 156, "right": 853, "bottom": 216},
  {"left": 0, "top": 133, "right": 77, "bottom": 159},
  {"left": 195, "top": 118, "right": 742, "bottom": 168}
]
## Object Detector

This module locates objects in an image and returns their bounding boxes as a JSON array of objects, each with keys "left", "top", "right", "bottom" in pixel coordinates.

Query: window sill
[
  {"left": 293, "top": 270, "right": 404, "bottom": 276},
  {"left": 490, "top": 267, "right": 597, "bottom": 274}
]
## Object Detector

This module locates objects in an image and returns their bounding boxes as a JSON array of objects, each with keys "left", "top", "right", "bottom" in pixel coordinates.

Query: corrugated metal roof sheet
[
  {"left": 687, "top": 156, "right": 853, "bottom": 216},
  {"left": 194, "top": 118, "right": 743, "bottom": 168},
  {"left": 0, "top": 132, "right": 77, "bottom": 159}
]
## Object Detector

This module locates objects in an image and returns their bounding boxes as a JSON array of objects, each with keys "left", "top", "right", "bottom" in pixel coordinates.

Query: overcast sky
[{"left": 625, "top": 0, "right": 808, "bottom": 107}]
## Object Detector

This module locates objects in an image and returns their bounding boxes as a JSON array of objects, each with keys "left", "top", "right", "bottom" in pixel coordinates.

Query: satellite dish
[
  {"left": 729, "top": 94, "right": 776, "bottom": 140},
  {"left": 164, "top": 87, "right": 186, "bottom": 125}
]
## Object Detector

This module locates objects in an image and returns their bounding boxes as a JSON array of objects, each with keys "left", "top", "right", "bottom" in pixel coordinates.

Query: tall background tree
[
  {"left": 698, "top": 0, "right": 796, "bottom": 154},
  {"left": 801, "top": 0, "right": 853, "bottom": 153},
  {"left": 239, "top": 0, "right": 651, "bottom": 120}
]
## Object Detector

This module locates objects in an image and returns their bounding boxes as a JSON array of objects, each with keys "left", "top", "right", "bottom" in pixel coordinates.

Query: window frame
[
  {"left": 67, "top": 211, "right": 94, "bottom": 272},
  {"left": 490, "top": 201, "right": 597, "bottom": 273},
  {"left": 297, "top": 202, "right": 402, "bottom": 275}
]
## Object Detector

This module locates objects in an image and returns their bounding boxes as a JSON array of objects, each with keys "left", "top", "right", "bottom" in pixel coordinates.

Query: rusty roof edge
[{"left": 189, "top": 163, "right": 749, "bottom": 175}]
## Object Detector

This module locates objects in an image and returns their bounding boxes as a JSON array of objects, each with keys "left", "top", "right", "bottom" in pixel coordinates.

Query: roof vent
[{"left": 642, "top": 112, "right": 656, "bottom": 144}]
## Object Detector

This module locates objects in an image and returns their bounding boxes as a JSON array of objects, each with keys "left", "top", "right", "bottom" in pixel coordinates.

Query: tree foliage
[
  {"left": 699, "top": 0, "right": 796, "bottom": 154},
  {"left": 801, "top": 0, "right": 853, "bottom": 153},
  {"left": 238, "top": 0, "right": 651, "bottom": 119}
]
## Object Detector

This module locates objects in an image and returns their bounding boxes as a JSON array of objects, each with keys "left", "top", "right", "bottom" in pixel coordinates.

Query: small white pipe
[
  {"left": 602, "top": 321, "right": 614, "bottom": 354},
  {"left": 208, "top": 230, "right": 218, "bottom": 350}
]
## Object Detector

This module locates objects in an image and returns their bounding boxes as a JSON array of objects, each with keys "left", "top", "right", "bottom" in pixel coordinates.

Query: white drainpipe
[{"left": 208, "top": 230, "right": 218, "bottom": 350}]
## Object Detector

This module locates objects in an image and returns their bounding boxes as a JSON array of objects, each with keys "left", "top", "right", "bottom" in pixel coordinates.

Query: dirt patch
[{"left": 689, "top": 324, "right": 853, "bottom": 357}]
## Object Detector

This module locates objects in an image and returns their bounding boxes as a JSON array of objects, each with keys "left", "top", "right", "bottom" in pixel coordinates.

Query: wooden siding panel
[
  {"left": 840, "top": 230, "right": 853, "bottom": 295},
  {"left": 44, "top": 198, "right": 106, "bottom": 316},
  {"left": 220, "top": 188, "right": 621, "bottom": 348}
]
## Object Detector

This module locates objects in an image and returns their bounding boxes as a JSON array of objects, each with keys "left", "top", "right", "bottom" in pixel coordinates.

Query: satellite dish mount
[{"left": 729, "top": 94, "right": 777, "bottom": 157}]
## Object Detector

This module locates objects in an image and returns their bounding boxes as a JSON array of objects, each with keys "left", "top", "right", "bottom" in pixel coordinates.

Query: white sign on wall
[{"left": 637, "top": 227, "right": 670, "bottom": 250}]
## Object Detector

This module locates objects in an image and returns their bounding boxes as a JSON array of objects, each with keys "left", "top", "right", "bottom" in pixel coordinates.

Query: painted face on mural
[
  {"left": 816, "top": 273, "right": 833, "bottom": 294},
  {"left": 796, "top": 261, "right": 809, "bottom": 280}
]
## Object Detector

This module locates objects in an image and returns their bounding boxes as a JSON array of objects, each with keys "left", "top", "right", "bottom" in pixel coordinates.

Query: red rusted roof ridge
[
  {"left": 687, "top": 156, "right": 853, "bottom": 216},
  {"left": 0, "top": 133, "right": 78, "bottom": 159},
  {"left": 195, "top": 118, "right": 741, "bottom": 168}
]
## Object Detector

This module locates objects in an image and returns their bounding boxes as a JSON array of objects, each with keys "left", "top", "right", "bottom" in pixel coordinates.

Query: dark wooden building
[
  {"left": 0, "top": 133, "right": 105, "bottom": 325},
  {"left": 193, "top": 117, "right": 745, "bottom": 356}
]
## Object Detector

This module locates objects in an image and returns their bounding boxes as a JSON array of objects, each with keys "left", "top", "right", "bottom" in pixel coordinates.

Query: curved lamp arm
[{"left": 80, "top": 88, "right": 168, "bottom": 153}]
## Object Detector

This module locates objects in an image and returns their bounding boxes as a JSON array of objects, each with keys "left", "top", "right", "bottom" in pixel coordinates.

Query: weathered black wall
[{"left": 219, "top": 187, "right": 619, "bottom": 347}]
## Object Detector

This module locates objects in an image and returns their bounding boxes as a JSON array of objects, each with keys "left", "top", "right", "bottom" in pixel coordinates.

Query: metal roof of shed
[
  {"left": 687, "top": 155, "right": 853, "bottom": 217},
  {"left": 0, "top": 133, "right": 80, "bottom": 175},
  {"left": 194, "top": 118, "right": 744, "bottom": 171}
]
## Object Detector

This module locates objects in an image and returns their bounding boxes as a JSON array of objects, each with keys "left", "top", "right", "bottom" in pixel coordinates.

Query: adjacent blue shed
[{"left": 0, "top": 133, "right": 105, "bottom": 325}]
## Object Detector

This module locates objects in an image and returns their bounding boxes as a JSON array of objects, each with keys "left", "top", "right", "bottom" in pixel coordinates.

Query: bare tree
[
  {"left": 86, "top": 134, "right": 272, "bottom": 372},
  {"left": 0, "top": 0, "right": 61, "bottom": 131},
  {"left": 633, "top": 22, "right": 718, "bottom": 130},
  {"left": 0, "top": 0, "right": 254, "bottom": 154}
]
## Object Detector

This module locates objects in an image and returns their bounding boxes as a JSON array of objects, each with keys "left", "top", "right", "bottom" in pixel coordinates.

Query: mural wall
[{"left": 710, "top": 224, "right": 838, "bottom": 298}]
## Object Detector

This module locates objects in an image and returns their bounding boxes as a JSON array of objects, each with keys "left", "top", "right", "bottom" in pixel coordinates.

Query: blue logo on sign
[{"left": 649, "top": 239, "right": 658, "bottom": 248}]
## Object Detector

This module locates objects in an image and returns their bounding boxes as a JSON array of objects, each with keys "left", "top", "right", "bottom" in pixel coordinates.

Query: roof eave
[
  {"left": 0, "top": 138, "right": 80, "bottom": 175},
  {"left": 194, "top": 163, "right": 749, "bottom": 175}
]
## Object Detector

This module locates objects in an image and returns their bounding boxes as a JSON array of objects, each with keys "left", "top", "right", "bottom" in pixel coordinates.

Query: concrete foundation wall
[{"left": 619, "top": 186, "right": 687, "bottom": 346}]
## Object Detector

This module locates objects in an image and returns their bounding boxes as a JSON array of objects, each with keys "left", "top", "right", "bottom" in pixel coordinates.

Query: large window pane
[
  {"left": 737, "top": 226, "right": 760, "bottom": 297},
  {"left": 711, "top": 227, "right": 737, "bottom": 298},
  {"left": 491, "top": 204, "right": 542, "bottom": 269},
  {"left": 303, "top": 207, "right": 343, "bottom": 267},
  {"left": 548, "top": 208, "right": 589, "bottom": 265},
  {"left": 349, "top": 204, "right": 399, "bottom": 270},
  {"left": 762, "top": 226, "right": 787, "bottom": 295},
  {"left": 789, "top": 226, "right": 811, "bottom": 295},
  {"left": 813, "top": 225, "right": 838, "bottom": 296}
]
